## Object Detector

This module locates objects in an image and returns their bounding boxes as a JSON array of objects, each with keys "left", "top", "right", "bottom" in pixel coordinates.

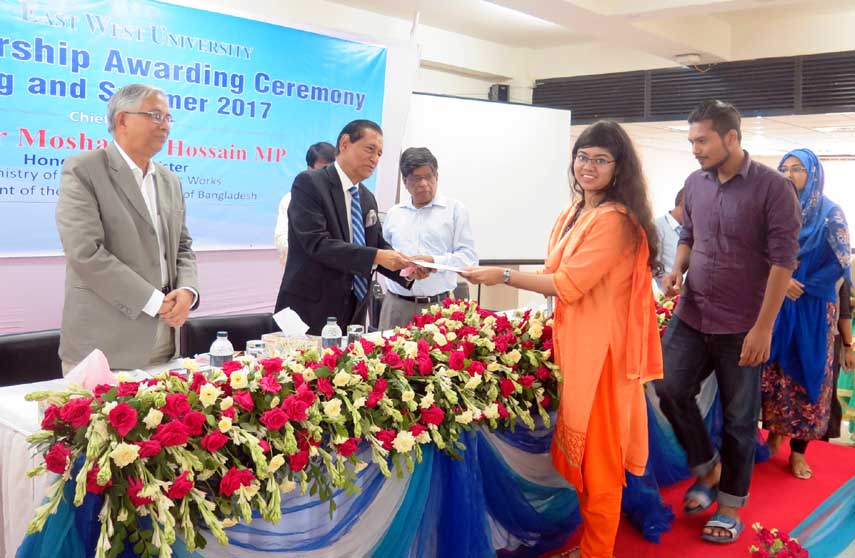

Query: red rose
[
  {"left": 59, "top": 397, "right": 94, "bottom": 428},
  {"left": 542, "top": 325, "right": 553, "bottom": 341},
  {"left": 127, "top": 476, "right": 154, "bottom": 507},
  {"left": 93, "top": 384, "right": 113, "bottom": 400},
  {"left": 519, "top": 375, "right": 535, "bottom": 388},
  {"left": 409, "top": 424, "right": 427, "bottom": 437},
  {"left": 360, "top": 338, "right": 376, "bottom": 355},
  {"left": 221, "top": 360, "right": 243, "bottom": 374},
  {"left": 41, "top": 404, "right": 62, "bottom": 431},
  {"left": 466, "top": 361, "right": 485, "bottom": 376},
  {"left": 417, "top": 339, "right": 431, "bottom": 354},
  {"left": 541, "top": 395, "right": 551, "bottom": 408},
  {"left": 182, "top": 411, "right": 206, "bottom": 436},
  {"left": 382, "top": 351, "right": 403, "bottom": 369},
  {"left": 460, "top": 341, "right": 476, "bottom": 358},
  {"left": 366, "top": 391, "right": 383, "bottom": 408},
  {"left": 496, "top": 338, "right": 510, "bottom": 353},
  {"left": 536, "top": 366, "right": 550, "bottom": 381},
  {"left": 316, "top": 377, "right": 334, "bottom": 399},
  {"left": 458, "top": 325, "right": 478, "bottom": 337},
  {"left": 497, "top": 401, "right": 510, "bottom": 419},
  {"left": 86, "top": 466, "right": 112, "bottom": 494},
  {"left": 260, "top": 408, "right": 289, "bottom": 430},
  {"left": 522, "top": 340, "right": 533, "bottom": 350},
  {"left": 107, "top": 403, "right": 138, "bottom": 437},
  {"left": 259, "top": 357, "right": 283, "bottom": 375},
  {"left": 233, "top": 391, "right": 255, "bottom": 412},
  {"left": 296, "top": 384, "right": 317, "bottom": 406},
  {"left": 201, "top": 430, "right": 229, "bottom": 452},
  {"left": 322, "top": 350, "right": 340, "bottom": 370},
  {"left": 44, "top": 443, "right": 72, "bottom": 474},
  {"left": 258, "top": 439, "right": 271, "bottom": 453},
  {"left": 402, "top": 358, "right": 415, "bottom": 377},
  {"left": 450, "top": 311, "right": 465, "bottom": 321},
  {"left": 166, "top": 471, "right": 194, "bottom": 499},
  {"left": 417, "top": 353, "right": 433, "bottom": 376},
  {"left": 500, "top": 378, "right": 516, "bottom": 398},
  {"left": 189, "top": 373, "right": 207, "bottom": 393},
  {"left": 161, "top": 393, "right": 190, "bottom": 419},
  {"left": 259, "top": 374, "right": 282, "bottom": 394},
  {"left": 136, "top": 440, "right": 163, "bottom": 458},
  {"left": 375, "top": 429, "right": 396, "bottom": 450},
  {"left": 221, "top": 406, "right": 236, "bottom": 419},
  {"left": 420, "top": 405, "right": 445, "bottom": 426},
  {"left": 372, "top": 378, "right": 388, "bottom": 394},
  {"left": 282, "top": 396, "right": 309, "bottom": 422},
  {"left": 116, "top": 382, "right": 140, "bottom": 397},
  {"left": 543, "top": 339, "right": 554, "bottom": 351},
  {"left": 495, "top": 316, "right": 512, "bottom": 333},
  {"left": 289, "top": 450, "right": 310, "bottom": 472},
  {"left": 219, "top": 466, "right": 256, "bottom": 496},
  {"left": 336, "top": 437, "right": 360, "bottom": 457},
  {"left": 352, "top": 361, "right": 369, "bottom": 380},
  {"left": 152, "top": 421, "right": 190, "bottom": 447}
]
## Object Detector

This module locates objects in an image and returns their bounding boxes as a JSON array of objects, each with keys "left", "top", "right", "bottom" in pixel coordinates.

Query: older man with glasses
[
  {"left": 55, "top": 83, "right": 199, "bottom": 372},
  {"left": 379, "top": 147, "right": 478, "bottom": 329}
]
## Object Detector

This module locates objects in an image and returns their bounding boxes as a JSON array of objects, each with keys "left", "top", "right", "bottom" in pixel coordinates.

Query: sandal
[
  {"left": 701, "top": 512, "right": 744, "bottom": 544},
  {"left": 683, "top": 480, "right": 718, "bottom": 515}
]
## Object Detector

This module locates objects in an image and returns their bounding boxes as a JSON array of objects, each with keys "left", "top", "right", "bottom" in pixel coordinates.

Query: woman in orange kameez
[{"left": 462, "top": 121, "right": 664, "bottom": 558}]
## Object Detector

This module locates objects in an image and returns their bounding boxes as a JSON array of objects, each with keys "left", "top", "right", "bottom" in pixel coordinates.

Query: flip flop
[
  {"left": 701, "top": 512, "right": 744, "bottom": 544},
  {"left": 683, "top": 480, "right": 718, "bottom": 515}
]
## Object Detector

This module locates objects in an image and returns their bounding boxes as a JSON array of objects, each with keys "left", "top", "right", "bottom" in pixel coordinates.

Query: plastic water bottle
[
  {"left": 209, "top": 331, "right": 234, "bottom": 368},
  {"left": 321, "top": 317, "right": 342, "bottom": 350}
]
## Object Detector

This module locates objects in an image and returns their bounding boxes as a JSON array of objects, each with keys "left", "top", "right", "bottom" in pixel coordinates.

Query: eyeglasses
[
  {"left": 575, "top": 154, "right": 615, "bottom": 167},
  {"left": 778, "top": 165, "right": 806, "bottom": 174},
  {"left": 125, "top": 110, "right": 174, "bottom": 125},
  {"left": 405, "top": 172, "right": 436, "bottom": 184}
]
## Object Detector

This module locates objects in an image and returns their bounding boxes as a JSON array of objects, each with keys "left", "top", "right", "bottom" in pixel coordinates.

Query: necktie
[{"left": 348, "top": 185, "right": 369, "bottom": 301}]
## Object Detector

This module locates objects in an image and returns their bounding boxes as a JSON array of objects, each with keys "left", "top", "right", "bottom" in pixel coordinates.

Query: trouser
[
  {"left": 655, "top": 316, "right": 761, "bottom": 508},
  {"left": 577, "top": 355, "right": 624, "bottom": 558},
  {"left": 378, "top": 293, "right": 438, "bottom": 330},
  {"left": 62, "top": 320, "right": 175, "bottom": 375}
]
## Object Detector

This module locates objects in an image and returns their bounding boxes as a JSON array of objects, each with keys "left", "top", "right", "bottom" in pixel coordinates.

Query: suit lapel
[
  {"left": 106, "top": 143, "right": 154, "bottom": 230},
  {"left": 325, "top": 165, "right": 350, "bottom": 241}
]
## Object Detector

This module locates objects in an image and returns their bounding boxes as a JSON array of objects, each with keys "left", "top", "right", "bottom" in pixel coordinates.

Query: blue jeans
[{"left": 654, "top": 316, "right": 761, "bottom": 508}]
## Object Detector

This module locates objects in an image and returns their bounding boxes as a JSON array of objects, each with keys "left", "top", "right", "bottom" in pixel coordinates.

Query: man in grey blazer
[{"left": 56, "top": 84, "right": 199, "bottom": 371}]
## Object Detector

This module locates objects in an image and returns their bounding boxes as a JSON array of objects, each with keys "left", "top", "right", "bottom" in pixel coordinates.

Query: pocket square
[{"left": 365, "top": 208, "right": 378, "bottom": 227}]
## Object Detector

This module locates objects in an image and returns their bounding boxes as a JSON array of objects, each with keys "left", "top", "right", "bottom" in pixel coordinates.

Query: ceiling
[{"left": 573, "top": 113, "right": 855, "bottom": 157}]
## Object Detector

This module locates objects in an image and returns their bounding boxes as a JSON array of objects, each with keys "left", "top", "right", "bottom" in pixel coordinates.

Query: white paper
[
  {"left": 409, "top": 260, "right": 468, "bottom": 273},
  {"left": 273, "top": 307, "right": 310, "bottom": 336}
]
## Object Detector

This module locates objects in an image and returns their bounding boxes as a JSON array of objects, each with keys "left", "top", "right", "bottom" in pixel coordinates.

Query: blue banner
[{"left": 0, "top": 0, "right": 387, "bottom": 253}]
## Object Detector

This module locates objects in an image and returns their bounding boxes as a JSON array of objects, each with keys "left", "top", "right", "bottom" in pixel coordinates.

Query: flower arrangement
[
  {"left": 655, "top": 294, "right": 680, "bottom": 337},
  {"left": 24, "top": 299, "right": 559, "bottom": 558},
  {"left": 749, "top": 523, "right": 808, "bottom": 558}
]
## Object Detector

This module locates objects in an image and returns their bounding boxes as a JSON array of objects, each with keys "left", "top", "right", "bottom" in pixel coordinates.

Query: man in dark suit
[{"left": 275, "top": 120, "right": 421, "bottom": 334}]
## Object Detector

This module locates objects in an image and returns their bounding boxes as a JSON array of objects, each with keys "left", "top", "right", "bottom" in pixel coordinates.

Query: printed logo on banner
[{"left": 0, "top": 0, "right": 387, "bottom": 253}]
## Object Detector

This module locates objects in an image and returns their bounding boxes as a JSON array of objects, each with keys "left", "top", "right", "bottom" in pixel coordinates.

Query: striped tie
[{"left": 348, "top": 185, "right": 369, "bottom": 301}]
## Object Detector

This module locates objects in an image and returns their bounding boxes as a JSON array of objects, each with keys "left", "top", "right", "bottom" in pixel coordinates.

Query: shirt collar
[
  {"left": 334, "top": 161, "right": 356, "bottom": 193},
  {"left": 401, "top": 193, "right": 447, "bottom": 210},
  {"left": 664, "top": 212, "right": 680, "bottom": 231},
  {"left": 703, "top": 149, "right": 752, "bottom": 182},
  {"left": 113, "top": 141, "right": 155, "bottom": 178}
]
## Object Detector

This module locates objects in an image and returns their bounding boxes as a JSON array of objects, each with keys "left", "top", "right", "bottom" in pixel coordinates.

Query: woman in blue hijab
[{"left": 763, "top": 148, "right": 851, "bottom": 479}]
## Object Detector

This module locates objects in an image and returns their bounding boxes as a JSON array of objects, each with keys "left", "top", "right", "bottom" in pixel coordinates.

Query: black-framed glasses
[
  {"left": 405, "top": 172, "right": 436, "bottom": 184},
  {"left": 778, "top": 165, "right": 807, "bottom": 174},
  {"left": 125, "top": 110, "right": 174, "bottom": 125},
  {"left": 575, "top": 153, "right": 615, "bottom": 167}
]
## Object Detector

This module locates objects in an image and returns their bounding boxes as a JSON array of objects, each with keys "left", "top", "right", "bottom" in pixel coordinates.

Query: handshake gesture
[{"left": 374, "top": 250, "right": 435, "bottom": 280}]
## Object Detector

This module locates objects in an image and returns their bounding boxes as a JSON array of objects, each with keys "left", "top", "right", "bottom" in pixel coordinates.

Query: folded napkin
[{"left": 65, "top": 349, "right": 116, "bottom": 390}]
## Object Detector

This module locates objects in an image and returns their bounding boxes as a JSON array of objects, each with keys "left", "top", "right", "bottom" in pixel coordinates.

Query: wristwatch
[{"left": 502, "top": 268, "right": 511, "bottom": 284}]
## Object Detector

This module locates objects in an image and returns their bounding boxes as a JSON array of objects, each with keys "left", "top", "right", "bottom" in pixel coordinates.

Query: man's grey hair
[
  {"left": 399, "top": 147, "right": 438, "bottom": 178},
  {"left": 106, "top": 84, "right": 167, "bottom": 135}
]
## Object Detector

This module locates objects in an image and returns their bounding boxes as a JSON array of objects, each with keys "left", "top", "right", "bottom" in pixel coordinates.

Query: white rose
[
  {"left": 420, "top": 392, "right": 435, "bottom": 409},
  {"left": 142, "top": 408, "right": 163, "bottom": 430},
  {"left": 302, "top": 368, "right": 317, "bottom": 382},
  {"left": 323, "top": 399, "right": 342, "bottom": 419},
  {"left": 351, "top": 341, "right": 365, "bottom": 357},
  {"left": 529, "top": 322, "right": 544, "bottom": 340},
  {"left": 218, "top": 417, "right": 233, "bottom": 432},
  {"left": 403, "top": 341, "right": 418, "bottom": 358},
  {"left": 433, "top": 333, "right": 448, "bottom": 347},
  {"left": 333, "top": 370, "right": 351, "bottom": 387},
  {"left": 268, "top": 454, "right": 286, "bottom": 473},
  {"left": 416, "top": 431, "right": 431, "bottom": 444},
  {"left": 423, "top": 323, "right": 439, "bottom": 334},
  {"left": 101, "top": 401, "right": 118, "bottom": 416},
  {"left": 401, "top": 390, "right": 415, "bottom": 402},
  {"left": 181, "top": 358, "right": 200, "bottom": 373},
  {"left": 198, "top": 383, "right": 220, "bottom": 407},
  {"left": 446, "top": 331, "right": 457, "bottom": 342},
  {"left": 464, "top": 375, "right": 482, "bottom": 390},
  {"left": 487, "top": 362, "right": 501, "bottom": 372},
  {"left": 455, "top": 410, "right": 474, "bottom": 424},
  {"left": 110, "top": 442, "right": 140, "bottom": 468},
  {"left": 508, "top": 349, "right": 522, "bottom": 364},
  {"left": 392, "top": 431, "right": 416, "bottom": 453},
  {"left": 114, "top": 371, "right": 134, "bottom": 383},
  {"left": 220, "top": 397, "right": 234, "bottom": 411},
  {"left": 229, "top": 370, "right": 248, "bottom": 390},
  {"left": 483, "top": 403, "right": 499, "bottom": 419},
  {"left": 353, "top": 397, "right": 366, "bottom": 410}
]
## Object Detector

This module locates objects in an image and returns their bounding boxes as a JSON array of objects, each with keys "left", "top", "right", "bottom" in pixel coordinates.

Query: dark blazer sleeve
[{"left": 288, "top": 171, "right": 377, "bottom": 275}]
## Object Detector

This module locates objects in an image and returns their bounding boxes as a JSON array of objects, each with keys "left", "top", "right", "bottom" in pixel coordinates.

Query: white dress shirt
[
  {"left": 383, "top": 194, "right": 477, "bottom": 296},
  {"left": 274, "top": 192, "right": 291, "bottom": 261},
  {"left": 654, "top": 211, "right": 681, "bottom": 291},
  {"left": 333, "top": 161, "right": 355, "bottom": 242},
  {"left": 114, "top": 142, "right": 197, "bottom": 316}
]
